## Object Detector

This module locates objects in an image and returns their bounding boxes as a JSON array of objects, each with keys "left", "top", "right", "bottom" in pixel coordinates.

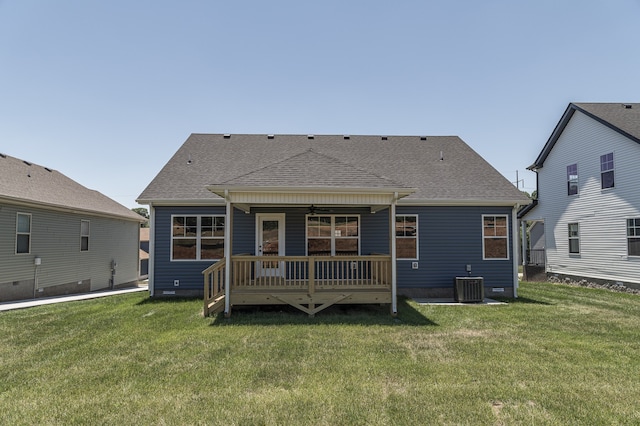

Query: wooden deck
[{"left": 203, "top": 255, "right": 392, "bottom": 317}]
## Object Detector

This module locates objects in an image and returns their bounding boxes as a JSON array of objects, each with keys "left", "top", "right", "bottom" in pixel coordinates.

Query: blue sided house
[{"left": 137, "top": 134, "right": 529, "bottom": 316}]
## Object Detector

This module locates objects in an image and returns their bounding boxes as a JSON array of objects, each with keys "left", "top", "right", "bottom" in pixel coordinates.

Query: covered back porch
[{"left": 202, "top": 180, "right": 414, "bottom": 317}]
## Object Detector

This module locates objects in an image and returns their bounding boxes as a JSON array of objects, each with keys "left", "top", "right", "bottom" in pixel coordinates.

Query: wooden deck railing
[
  {"left": 230, "top": 255, "right": 392, "bottom": 291},
  {"left": 202, "top": 257, "right": 226, "bottom": 316}
]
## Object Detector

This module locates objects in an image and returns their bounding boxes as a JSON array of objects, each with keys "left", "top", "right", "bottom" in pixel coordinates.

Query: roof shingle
[
  {"left": 138, "top": 134, "right": 528, "bottom": 204},
  {"left": 0, "top": 154, "right": 144, "bottom": 221}
]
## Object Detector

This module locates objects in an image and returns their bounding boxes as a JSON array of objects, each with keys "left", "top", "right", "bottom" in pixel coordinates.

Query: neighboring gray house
[
  {"left": 138, "top": 134, "right": 529, "bottom": 316},
  {"left": 521, "top": 103, "right": 640, "bottom": 288},
  {"left": 0, "top": 154, "right": 145, "bottom": 302}
]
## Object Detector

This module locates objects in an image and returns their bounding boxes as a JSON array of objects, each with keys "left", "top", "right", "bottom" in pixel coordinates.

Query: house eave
[
  {"left": 135, "top": 198, "right": 226, "bottom": 207},
  {"left": 206, "top": 185, "right": 415, "bottom": 198},
  {"left": 0, "top": 195, "right": 145, "bottom": 222},
  {"left": 398, "top": 198, "right": 531, "bottom": 207}
]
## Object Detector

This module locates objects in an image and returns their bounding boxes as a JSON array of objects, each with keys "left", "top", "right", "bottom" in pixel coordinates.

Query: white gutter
[
  {"left": 148, "top": 202, "right": 155, "bottom": 297},
  {"left": 512, "top": 205, "right": 520, "bottom": 298}
]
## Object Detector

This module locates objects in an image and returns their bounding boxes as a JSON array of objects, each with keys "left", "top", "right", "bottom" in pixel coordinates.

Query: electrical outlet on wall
[
  {"left": 411, "top": 262, "right": 419, "bottom": 269},
  {"left": 173, "top": 280, "right": 180, "bottom": 287}
]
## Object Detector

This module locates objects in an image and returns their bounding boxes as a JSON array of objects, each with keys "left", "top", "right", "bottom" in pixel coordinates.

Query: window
[
  {"left": 16, "top": 213, "right": 31, "bottom": 254},
  {"left": 482, "top": 215, "right": 508, "bottom": 260},
  {"left": 171, "top": 215, "right": 224, "bottom": 261},
  {"left": 568, "top": 223, "right": 580, "bottom": 254},
  {"left": 627, "top": 219, "right": 640, "bottom": 256},
  {"left": 396, "top": 215, "right": 418, "bottom": 259},
  {"left": 567, "top": 163, "right": 578, "bottom": 195},
  {"left": 80, "top": 220, "right": 90, "bottom": 251},
  {"left": 307, "top": 215, "right": 359, "bottom": 256},
  {"left": 600, "top": 153, "right": 615, "bottom": 189}
]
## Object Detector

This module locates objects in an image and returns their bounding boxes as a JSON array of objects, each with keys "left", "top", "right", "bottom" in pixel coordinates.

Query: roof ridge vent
[
  {"left": 0, "top": 153, "right": 6, "bottom": 158},
  {"left": 307, "top": 135, "right": 314, "bottom": 139},
  {"left": 267, "top": 134, "right": 275, "bottom": 139},
  {"left": 223, "top": 134, "right": 231, "bottom": 139},
  {"left": 343, "top": 135, "right": 350, "bottom": 140},
  {"left": 623, "top": 104, "right": 633, "bottom": 109},
  {"left": 381, "top": 136, "right": 388, "bottom": 140},
  {"left": 23, "top": 160, "right": 32, "bottom": 166},
  {"left": 44, "top": 167, "right": 52, "bottom": 172},
  {"left": 420, "top": 136, "right": 427, "bottom": 141}
]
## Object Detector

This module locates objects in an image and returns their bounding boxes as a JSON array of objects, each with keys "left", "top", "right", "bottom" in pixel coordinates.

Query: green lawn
[{"left": 1, "top": 282, "right": 639, "bottom": 425}]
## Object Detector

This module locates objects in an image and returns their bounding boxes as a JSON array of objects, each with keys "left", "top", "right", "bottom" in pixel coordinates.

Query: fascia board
[{"left": 1, "top": 196, "right": 145, "bottom": 223}]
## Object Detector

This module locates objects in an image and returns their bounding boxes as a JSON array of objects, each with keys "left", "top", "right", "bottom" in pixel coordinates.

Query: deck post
[{"left": 391, "top": 195, "right": 398, "bottom": 315}]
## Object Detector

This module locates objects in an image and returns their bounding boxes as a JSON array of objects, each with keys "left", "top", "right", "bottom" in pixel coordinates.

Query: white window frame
[
  {"left": 567, "top": 163, "right": 578, "bottom": 196},
  {"left": 626, "top": 218, "right": 640, "bottom": 257},
  {"left": 16, "top": 212, "right": 32, "bottom": 254},
  {"left": 568, "top": 222, "right": 580, "bottom": 254},
  {"left": 482, "top": 214, "right": 509, "bottom": 260},
  {"left": 170, "top": 215, "right": 225, "bottom": 261},
  {"left": 305, "top": 215, "right": 360, "bottom": 256},
  {"left": 80, "top": 220, "right": 90, "bottom": 252},
  {"left": 600, "top": 152, "right": 615, "bottom": 190},
  {"left": 395, "top": 214, "right": 419, "bottom": 260}
]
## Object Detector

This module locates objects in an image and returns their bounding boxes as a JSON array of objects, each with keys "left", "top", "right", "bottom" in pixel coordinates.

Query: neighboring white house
[
  {"left": 0, "top": 153, "right": 146, "bottom": 302},
  {"left": 521, "top": 102, "right": 640, "bottom": 288}
]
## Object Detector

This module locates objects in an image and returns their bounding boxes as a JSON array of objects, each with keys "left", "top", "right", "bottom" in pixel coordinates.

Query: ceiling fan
[{"left": 307, "top": 204, "right": 330, "bottom": 215}]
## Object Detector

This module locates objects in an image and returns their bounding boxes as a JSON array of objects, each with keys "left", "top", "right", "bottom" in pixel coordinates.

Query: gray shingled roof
[
  {"left": 530, "top": 103, "right": 640, "bottom": 169},
  {"left": 138, "top": 134, "right": 528, "bottom": 204},
  {"left": 0, "top": 154, "right": 145, "bottom": 221}
]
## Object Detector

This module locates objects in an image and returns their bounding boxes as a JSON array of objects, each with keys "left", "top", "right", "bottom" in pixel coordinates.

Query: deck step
[{"left": 205, "top": 295, "right": 225, "bottom": 316}]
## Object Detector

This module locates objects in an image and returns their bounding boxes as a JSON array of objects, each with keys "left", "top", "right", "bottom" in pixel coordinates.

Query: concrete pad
[{"left": 0, "top": 285, "right": 148, "bottom": 312}]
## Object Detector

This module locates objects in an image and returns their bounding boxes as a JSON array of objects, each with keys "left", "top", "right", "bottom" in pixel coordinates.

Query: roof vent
[
  {"left": 381, "top": 136, "right": 388, "bottom": 140},
  {"left": 267, "top": 134, "right": 275, "bottom": 139},
  {"left": 343, "top": 135, "right": 350, "bottom": 140},
  {"left": 623, "top": 104, "right": 633, "bottom": 109},
  {"left": 307, "top": 135, "right": 314, "bottom": 139},
  {"left": 23, "top": 160, "right": 32, "bottom": 166},
  {"left": 0, "top": 153, "right": 6, "bottom": 158},
  {"left": 420, "top": 136, "right": 427, "bottom": 141},
  {"left": 223, "top": 134, "right": 231, "bottom": 139},
  {"left": 44, "top": 167, "right": 52, "bottom": 172}
]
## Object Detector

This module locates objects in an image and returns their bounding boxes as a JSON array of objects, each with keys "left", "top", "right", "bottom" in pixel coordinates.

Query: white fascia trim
[
  {"left": 0, "top": 196, "right": 145, "bottom": 223},
  {"left": 135, "top": 198, "right": 226, "bottom": 207},
  {"left": 206, "top": 185, "right": 416, "bottom": 198},
  {"left": 398, "top": 198, "right": 531, "bottom": 207}
]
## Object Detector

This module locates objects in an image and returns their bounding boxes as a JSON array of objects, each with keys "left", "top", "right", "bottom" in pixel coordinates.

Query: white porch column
[
  {"left": 391, "top": 196, "right": 398, "bottom": 315},
  {"left": 224, "top": 195, "right": 233, "bottom": 316}
]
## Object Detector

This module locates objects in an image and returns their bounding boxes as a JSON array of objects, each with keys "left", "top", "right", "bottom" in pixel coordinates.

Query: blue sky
[{"left": 1, "top": 1, "right": 639, "bottom": 208}]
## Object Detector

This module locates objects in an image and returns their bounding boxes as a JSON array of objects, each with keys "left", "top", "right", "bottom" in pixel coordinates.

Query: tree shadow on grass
[{"left": 208, "top": 297, "right": 438, "bottom": 327}]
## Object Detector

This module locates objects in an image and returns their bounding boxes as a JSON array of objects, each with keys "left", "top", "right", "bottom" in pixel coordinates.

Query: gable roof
[
  {"left": 529, "top": 103, "right": 640, "bottom": 170},
  {"left": 138, "top": 134, "right": 528, "bottom": 205},
  {"left": 0, "top": 153, "right": 145, "bottom": 222}
]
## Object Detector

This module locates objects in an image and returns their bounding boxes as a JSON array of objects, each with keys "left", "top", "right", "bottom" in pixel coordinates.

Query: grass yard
[{"left": 1, "top": 282, "right": 639, "bottom": 425}]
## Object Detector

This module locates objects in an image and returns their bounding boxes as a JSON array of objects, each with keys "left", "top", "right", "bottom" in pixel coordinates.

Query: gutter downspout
[
  {"left": 512, "top": 205, "right": 520, "bottom": 298},
  {"left": 391, "top": 193, "right": 398, "bottom": 315},
  {"left": 148, "top": 202, "right": 155, "bottom": 297}
]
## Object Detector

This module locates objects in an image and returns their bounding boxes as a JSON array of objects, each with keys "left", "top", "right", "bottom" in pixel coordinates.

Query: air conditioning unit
[{"left": 454, "top": 277, "right": 484, "bottom": 303}]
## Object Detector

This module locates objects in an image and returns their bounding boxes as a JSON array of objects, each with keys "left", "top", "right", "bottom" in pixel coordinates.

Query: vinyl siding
[
  {"left": 152, "top": 204, "right": 515, "bottom": 292},
  {"left": 0, "top": 203, "right": 139, "bottom": 290},
  {"left": 529, "top": 110, "right": 640, "bottom": 284},
  {"left": 396, "top": 206, "right": 515, "bottom": 289}
]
